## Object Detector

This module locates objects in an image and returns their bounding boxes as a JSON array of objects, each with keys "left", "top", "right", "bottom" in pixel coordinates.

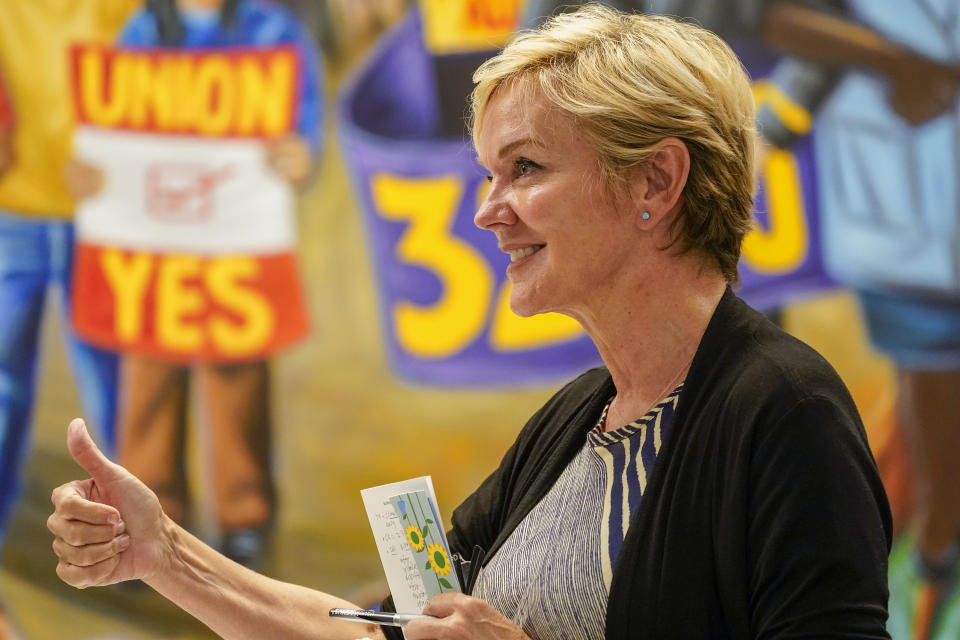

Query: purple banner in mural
[
  {"left": 339, "top": 11, "right": 833, "bottom": 386},
  {"left": 734, "top": 41, "right": 835, "bottom": 310}
]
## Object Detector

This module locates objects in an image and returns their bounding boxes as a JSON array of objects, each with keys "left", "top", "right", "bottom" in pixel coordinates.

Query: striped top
[{"left": 471, "top": 384, "right": 683, "bottom": 640}]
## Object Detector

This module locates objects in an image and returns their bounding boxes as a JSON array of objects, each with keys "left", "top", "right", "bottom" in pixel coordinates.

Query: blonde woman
[{"left": 47, "top": 6, "right": 891, "bottom": 639}]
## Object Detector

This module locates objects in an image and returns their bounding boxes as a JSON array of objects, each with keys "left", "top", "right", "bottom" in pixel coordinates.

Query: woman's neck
[{"left": 575, "top": 252, "right": 727, "bottom": 430}]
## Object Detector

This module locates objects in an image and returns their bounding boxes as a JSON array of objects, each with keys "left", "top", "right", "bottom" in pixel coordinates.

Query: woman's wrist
[{"left": 144, "top": 513, "right": 190, "bottom": 585}]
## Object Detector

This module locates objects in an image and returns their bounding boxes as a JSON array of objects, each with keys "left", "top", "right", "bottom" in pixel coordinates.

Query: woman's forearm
[{"left": 146, "top": 517, "right": 386, "bottom": 640}]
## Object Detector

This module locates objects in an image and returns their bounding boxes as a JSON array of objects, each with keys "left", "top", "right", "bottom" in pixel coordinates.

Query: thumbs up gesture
[{"left": 47, "top": 419, "right": 169, "bottom": 588}]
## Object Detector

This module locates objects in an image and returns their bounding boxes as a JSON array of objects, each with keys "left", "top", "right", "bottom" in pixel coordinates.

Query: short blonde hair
[{"left": 470, "top": 4, "right": 756, "bottom": 284}]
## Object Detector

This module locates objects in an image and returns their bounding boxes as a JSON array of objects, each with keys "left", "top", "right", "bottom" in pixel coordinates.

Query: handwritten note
[{"left": 360, "top": 476, "right": 459, "bottom": 614}]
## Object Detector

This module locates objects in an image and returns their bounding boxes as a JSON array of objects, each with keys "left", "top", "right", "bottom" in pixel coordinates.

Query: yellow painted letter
[
  {"left": 193, "top": 56, "right": 236, "bottom": 136},
  {"left": 206, "top": 257, "right": 275, "bottom": 356},
  {"left": 157, "top": 255, "right": 204, "bottom": 351},
  {"left": 79, "top": 49, "right": 128, "bottom": 127},
  {"left": 236, "top": 52, "right": 295, "bottom": 136},
  {"left": 129, "top": 56, "right": 175, "bottom": 129},
  {"left": 100, "top": 249, "right": 153, "bottom": 343},
  {"left": 372, "top": 173, "right": 493, "bottom": 358},
  {"left": 742, "top": 149, "right": 808, "bottom": 273}
]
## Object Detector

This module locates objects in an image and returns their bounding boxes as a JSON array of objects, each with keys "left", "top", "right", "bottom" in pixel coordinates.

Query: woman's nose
[{"left": 474, "top": 184, "right": 516, "bottom": 230}]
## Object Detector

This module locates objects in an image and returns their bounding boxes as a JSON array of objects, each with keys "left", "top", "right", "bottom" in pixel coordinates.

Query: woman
[{"left": 47, "top": 5, "right": 891, "bottom": 639}]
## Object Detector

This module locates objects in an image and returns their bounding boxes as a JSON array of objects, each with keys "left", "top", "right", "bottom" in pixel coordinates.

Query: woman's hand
[
  {"left": 403, "top": 593, "right": 530, "bottom": 640},
  {"left": 47, "top": 419, "right": 171, "bottom": 588},
  {"left": 266, "top": 134, "right": 313, "bottom": 185},
  {"left": 65, "top": 157, "right": 104, "bottom": 199}
]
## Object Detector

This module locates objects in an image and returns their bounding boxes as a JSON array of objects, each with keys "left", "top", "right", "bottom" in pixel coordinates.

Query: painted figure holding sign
[
  {"left": 66, "top": 0, "right": 323, "bottom": 566},
  {"left": 0, "top": 2, "right": 141, "bottom": 634}
]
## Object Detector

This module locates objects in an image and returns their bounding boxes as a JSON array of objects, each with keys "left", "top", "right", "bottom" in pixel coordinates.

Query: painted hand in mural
[
  {"left": 266, "top": 133, "right": 313, "bottom": 184},
  {"left": 65, "top": 156, "right": 105, "bottom": 199},
  {"left": 48, "top": 419, "right": 168, "bottom": 588},
  {"left": 888, "top": 52, "right": 960, "bottom": 125},
  {"left": 403, "top": 593, "right": 531, "bottom": 640}
]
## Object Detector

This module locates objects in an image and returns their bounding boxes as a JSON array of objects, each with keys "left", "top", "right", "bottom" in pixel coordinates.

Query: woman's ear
[{"left": 630, "top": 137, "right": 690, "bottom": 228}]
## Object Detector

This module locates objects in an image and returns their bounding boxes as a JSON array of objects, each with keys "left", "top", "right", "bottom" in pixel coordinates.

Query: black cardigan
[{"left": 385, "top": 289, "right": 892, "bottom": 639}]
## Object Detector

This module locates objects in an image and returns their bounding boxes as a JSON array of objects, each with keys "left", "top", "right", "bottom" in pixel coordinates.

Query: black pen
[
  {"left": 329, "top": 607, "right": 435, "bottom": 628},
  {"left": 466, "top": 545, "right": 485, "bottom": 595}
]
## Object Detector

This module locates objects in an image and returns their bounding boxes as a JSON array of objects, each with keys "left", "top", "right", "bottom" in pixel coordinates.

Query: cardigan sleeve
[{"left": 746, "top": 395, "right": 892, "bottom": 639}]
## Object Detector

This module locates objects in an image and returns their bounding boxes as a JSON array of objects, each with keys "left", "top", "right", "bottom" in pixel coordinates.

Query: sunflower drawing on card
[{"left": 390, "top": 491, "right": 462, "bottom": 597}]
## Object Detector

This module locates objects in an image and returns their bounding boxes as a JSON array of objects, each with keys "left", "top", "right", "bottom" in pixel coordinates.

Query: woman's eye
[
  {"left": 514, "top": 158, "right": 539, "bottom": 178},
  {"left": 485, "top": 174, "right": 493, "bottom": 183}
]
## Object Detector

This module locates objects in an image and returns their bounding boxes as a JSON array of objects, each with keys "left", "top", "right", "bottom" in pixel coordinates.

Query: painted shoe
[
  {"left": 220, "top": 528, "right": 270, "bottom": 570},
  {"left": 911, "top": 543, "right": 959, "bottom": 640}
]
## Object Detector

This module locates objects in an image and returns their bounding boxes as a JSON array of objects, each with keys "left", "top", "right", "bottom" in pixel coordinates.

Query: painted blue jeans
[{"left": 0, "top": 210, "right": 118, "bottom": 541}]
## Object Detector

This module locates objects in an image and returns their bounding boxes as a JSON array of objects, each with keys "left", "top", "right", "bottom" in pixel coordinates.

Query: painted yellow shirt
[{"left": 0, "top": 0, "right": 139, "bottom": 217}]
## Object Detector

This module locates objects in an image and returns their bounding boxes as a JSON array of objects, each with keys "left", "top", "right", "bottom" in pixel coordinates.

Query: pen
[
  {"left": 452, "top": 551, "right": 469, "bottom": 591},
  {"left": 329, "top": 608, "right": 435, "bottom": 628},
  {"left": 466, "top": 545, "right": 485, "bottom": 595}
]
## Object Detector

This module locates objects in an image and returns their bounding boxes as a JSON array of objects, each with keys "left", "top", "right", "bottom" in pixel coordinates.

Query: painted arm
[
  {"left": 265, "top": 9, "right": 323, "bottom": 185},
  {"left": 761, "top": 1, "right": 960, "bottom": 124}
]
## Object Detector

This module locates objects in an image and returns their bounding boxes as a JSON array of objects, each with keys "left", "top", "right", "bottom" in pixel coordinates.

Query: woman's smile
[{"left": 507, "top": 245, "right": 545, "bottom": 263}]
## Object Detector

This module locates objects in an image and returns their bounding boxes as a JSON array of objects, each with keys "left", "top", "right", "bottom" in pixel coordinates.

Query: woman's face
[{"left": 474, "top": 84, "right": 639, "bottom": 319}]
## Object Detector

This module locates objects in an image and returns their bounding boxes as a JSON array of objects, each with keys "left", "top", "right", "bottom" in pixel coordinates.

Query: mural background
[{"left": 0, "top": 1, "right": 954, "bottom": 638}]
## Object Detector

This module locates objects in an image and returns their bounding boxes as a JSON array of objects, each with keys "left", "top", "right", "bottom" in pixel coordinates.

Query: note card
[
  {"left": 360, "top": 476, "right": 461, "bottom": 615},
  {"left": 389, "top": 490, "right": 461, "bottom": 599}
]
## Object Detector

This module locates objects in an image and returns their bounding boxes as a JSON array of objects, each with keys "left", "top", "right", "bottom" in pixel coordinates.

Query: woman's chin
[
  {"left": 508, "top": 289, "right": 554, "bottom": 318},
  {"left": 508, "top": 294, "right": 541, "bottom": 319}
]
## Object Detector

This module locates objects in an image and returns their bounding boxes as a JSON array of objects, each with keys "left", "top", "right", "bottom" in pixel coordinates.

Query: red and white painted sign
[{"left": 70, "top": 44, "right": 309, "bottom": 362}]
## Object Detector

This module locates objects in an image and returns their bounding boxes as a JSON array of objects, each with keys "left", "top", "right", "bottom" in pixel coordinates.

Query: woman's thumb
[{"left": 66, "top": 418, "right": 120, "bottom": 480}]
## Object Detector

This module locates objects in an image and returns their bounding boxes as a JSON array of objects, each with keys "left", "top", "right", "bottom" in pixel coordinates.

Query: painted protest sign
[{"left": 70, "top": 45, "right": 309, "bottom": 363}]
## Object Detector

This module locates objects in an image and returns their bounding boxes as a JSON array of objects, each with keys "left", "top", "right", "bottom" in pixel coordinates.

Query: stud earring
[{"left": 641, "top": 211, "right": 651, "bottom": 220}]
